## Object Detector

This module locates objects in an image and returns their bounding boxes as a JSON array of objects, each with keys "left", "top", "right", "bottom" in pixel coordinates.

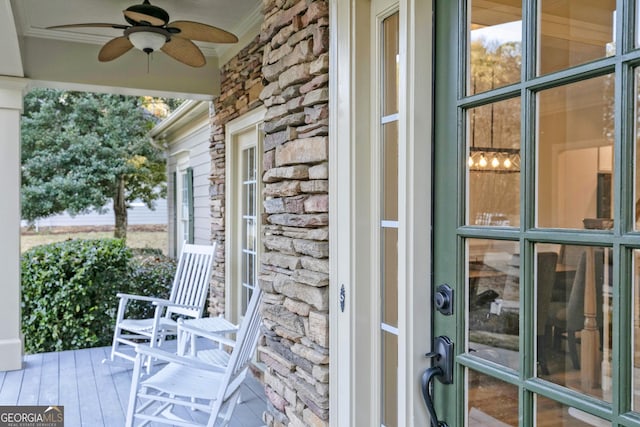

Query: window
[
  {"left": 240, "top": 145, "right": 257, "bottom": 314},
  {"left": 379, "top": 10, "right": 399, "bottom": 427},
  {"left": 225, "top": 107, "right": 266, "bottom": 321},
  {"left": 174, "top": 163, "right": 193, "bottom": 256}
]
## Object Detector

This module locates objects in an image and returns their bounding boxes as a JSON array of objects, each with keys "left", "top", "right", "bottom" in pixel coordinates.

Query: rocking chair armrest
[
  {"left": 116, "top": 293, "right": 168, "bottom": 305},
  {"left": 151, "top": 300, "right": 197, "bottom": 311},
  {"left": 134, "top": 345, "right": 225, "bottom": 373},
  {"left": 179, "top": 323, "right": 238, "bottom": 348}
]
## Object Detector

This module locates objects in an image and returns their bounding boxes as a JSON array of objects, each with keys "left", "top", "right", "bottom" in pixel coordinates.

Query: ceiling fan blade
[
  {"left": 98, "top": 37, "right": 134, "bottom": 62},
  {"left": 161, "top": 37, "right": 206, "bottom": 67},
  {"left": 168, "top": 21, "right": 238, "bottom": 43},
  {"left": 47, "top": 23, "right": 128, "bottom": 30},
  {"left": 123, "top": 10, "right": 166, "bottom": 26}
]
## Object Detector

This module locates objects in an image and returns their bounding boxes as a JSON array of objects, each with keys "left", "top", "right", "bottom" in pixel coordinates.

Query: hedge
[{"left": 21, "top": 238, "right": 176, "bottom": 354}]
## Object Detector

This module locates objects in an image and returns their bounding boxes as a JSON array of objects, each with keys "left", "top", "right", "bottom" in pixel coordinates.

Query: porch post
[{"left": 0, "top": 76, "right": 27, "bottom": 371}]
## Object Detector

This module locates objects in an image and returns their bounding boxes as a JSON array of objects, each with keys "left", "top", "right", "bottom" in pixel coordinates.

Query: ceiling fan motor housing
[
  {"left": 125, "top": 26, "right": 170, "bottom": 53},
  {"left": 124, "top": 0, "right": 170, "bottom": 26}
]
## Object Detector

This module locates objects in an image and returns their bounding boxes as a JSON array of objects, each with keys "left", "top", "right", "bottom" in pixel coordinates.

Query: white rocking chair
[
  {"left": 125, "top": 287, "right": 264, "bottom": 427},
  {"left": 104, "top": 243, "right": 216, "bottom": 366}
]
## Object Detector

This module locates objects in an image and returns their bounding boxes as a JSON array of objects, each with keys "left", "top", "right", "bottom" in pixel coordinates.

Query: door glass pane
[
  {"left": 467, "top": 369, "right": 518, "bottom": 426},
  {"left": 637, "top": 0, "right": 640, "bottom": 49},
  {"left": 634, "top": 68, "right": 640, "bottom": 230},
  {"left": 536, "top": 394, "right": 609, "bottom": 425},
  {"left": 468, "top": 0, "right": 522, "bottom": 96},
  {"left": 537, "top": 75, "right": 615, "bottom": 229},
  {"left": 467, "top": 238, "right": 520, "bottom": 371},
  {"left": 382, "top": 331, "right": 398, "bottom": 427},
  {"left": 383, "top": 227, "right": 398, "bottom": 328},
  {"left": 383, "top": 13, "right": 399, "bottom": 116},
  {"left": 538, "top": 0, "right": 616, "bottom": 76},
  {"left": 467, "top": 98, "right": 521, "bottom": 227},
  {"left": 632, "top": 249, "right": 640, "bottom": 412},
  {"left": 383, "top": 121, "right": 399, "bottom": 221},
  {"left": 541, "top": 245, "right": 612, "bottom": 403}
]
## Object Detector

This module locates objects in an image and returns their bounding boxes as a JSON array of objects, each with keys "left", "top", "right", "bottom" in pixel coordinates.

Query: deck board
[
  {"left": 75, "top": 348, "right": 106, "bottom": 426},
  {"left": 89, "top": 347, "right": 126, "bottom": 426},
  {"left": 17, "top": 353, "right": 43, "bottom": 405},
  {"left": 0, "top": 368, "right": 24, "bottom": 405},
  {"left": 59, "top": 350, "right": 82, "bottom": 425},
  {"left": 38, "top": 351, "right": 60, "bottom": 405},
  {"left": 0, "top": 346, "right": 267, "bottom": 427}
]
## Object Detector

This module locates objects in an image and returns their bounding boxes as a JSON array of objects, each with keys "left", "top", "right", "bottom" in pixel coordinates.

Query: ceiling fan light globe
[{"left": 129, "top": 31, "right": 166, "bottom": 53}]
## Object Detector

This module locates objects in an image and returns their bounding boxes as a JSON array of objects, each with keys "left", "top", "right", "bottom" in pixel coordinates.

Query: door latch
[
  {"left": 421, "top": 336, "right": 454, "bottom": 427},
  {"left": 434, "top": 284, "right": 454, "bottom": 315}
]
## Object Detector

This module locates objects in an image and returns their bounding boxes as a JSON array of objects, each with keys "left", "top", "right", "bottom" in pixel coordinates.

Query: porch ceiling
[{"left": 2, "top": 0, "right": 262, "bottom": 100}]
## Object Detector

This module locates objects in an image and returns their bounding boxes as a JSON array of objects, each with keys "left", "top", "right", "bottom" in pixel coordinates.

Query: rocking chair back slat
[{"left": 168, "top": 246, "right": 215, "bottom": 318}]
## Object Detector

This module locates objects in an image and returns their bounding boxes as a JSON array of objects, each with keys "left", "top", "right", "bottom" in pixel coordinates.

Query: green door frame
[{"left": 432, "top": 0, "right": 640, "bottom": 425}]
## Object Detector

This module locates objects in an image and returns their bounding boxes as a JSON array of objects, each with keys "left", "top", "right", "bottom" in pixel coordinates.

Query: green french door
[{"left": 432, "top": 0, "right": 640, "bottom": 425}]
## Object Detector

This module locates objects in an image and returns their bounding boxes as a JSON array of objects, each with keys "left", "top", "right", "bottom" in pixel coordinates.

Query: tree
[{"left": 21, "top": 89, "right": 170, "bottom": 240}]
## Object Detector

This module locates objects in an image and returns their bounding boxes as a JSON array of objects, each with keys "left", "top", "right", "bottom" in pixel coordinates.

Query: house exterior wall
[
  {"left": 209, "top": 35, "right": 266, "bottom": 316},
  {"left": 163, "top": 106, "right": 212, "bottom": 255},
  {"left": 210, "top": 0, "right": 330, "bottom": 425}
]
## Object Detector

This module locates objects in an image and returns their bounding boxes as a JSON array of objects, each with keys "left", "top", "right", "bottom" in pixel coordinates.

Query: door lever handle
[
  {"left": 421, "top": 336, "right": 454, "bottom": 427},
  {"left": 421, "top": 366, "right": 448, "bottom": 427}
]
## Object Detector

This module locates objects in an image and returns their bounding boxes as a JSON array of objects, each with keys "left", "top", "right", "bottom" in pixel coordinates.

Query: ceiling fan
[{"left": 46, "top": 0, "right": 239, "bottom": 67}]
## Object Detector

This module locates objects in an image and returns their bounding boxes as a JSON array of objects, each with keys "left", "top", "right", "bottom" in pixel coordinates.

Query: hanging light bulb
[
  {"left": 478, "top": 154, "right": 487, "bottom": 168},
  {"left": 468, "top": 156, "right": 474, "bottom": 167},
  {"left": 491, "top": 155, "right": 500, "bottom": 168},
  {"left": 503, "top": 157, "right": 512, "bottom": 168}
]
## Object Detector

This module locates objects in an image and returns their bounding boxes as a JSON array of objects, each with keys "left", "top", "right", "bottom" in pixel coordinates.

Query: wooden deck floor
[{"left": 0, "top": 346, "right": 267, "bottom": 427}]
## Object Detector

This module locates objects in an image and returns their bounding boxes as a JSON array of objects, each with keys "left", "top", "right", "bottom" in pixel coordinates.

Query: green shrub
[
  {"left": 21, "top": 238, "right": 177, "bottom": 354},
  {"left": 126, "top": 253, "right": 176, "bottom": 319}
]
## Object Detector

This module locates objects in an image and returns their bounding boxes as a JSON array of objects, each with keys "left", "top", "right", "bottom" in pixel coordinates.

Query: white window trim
[
  {"left": 224, "top": 106, "right": 267, "bottom": 324},
  {"left": 175, "top": 153, "right": 190, "bottom": 256},
  {"left": 329, "top": 1, "right": 433, "bottom": 426}
]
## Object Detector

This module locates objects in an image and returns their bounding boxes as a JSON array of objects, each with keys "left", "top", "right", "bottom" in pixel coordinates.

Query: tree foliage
[{"left": 21, "top": 89, "right": 170, "bottom": 238}]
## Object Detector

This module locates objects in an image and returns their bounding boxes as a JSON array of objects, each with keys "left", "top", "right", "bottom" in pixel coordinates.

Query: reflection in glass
[
  {"left": 635, "top": 69, "right": 640, "bottom": 230},
  {"left": 541, "top": 245, "right": 612, "bottom": 402},
  {"left": 467, "top": 98, "right": 521, "bottom": 227},
  {"left": 535, "top": 247, "right": 560, "bottom": 376},
  {"left": 537, "top": 75, "right": 615, "bottom": 229},
  {"left": 467, "top": 369, "right": 517, "bottom": 426},
  {"left": 467, "top": 238, "right": 520, "bottom": 370},
  {"left": 633, "top": 250, "right": 640, "bottom": 411},
  {"left": 538, "top": 0, "right": 616, "bottom": 76},
  {"left": 536, "top": 394, "right": 608, "bottom": 426},
  {"left": 468, "top": 0, "right": 522, "bottom": 95}
]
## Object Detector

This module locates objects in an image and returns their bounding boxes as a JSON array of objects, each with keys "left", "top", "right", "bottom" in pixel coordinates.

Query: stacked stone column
[{"left": 258, "top": 1, "right": 330, "bottom": 426}]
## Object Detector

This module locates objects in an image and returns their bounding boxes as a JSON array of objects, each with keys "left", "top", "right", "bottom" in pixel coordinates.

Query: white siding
[
  {"left": 22, "top": 199, "right": 167, "bottom": 228},
  {"left": 154, "top": 101, "right": 211, "bottom": 256}
]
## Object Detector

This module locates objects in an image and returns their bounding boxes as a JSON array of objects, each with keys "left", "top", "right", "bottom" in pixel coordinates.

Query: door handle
[{"left": 421, "top": 336, "right": 454, "bottom": 427}]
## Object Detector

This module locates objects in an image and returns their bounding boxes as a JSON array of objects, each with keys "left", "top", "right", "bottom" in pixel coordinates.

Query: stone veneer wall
[
  {"left": 208, "top": 36, "right": 265, "bottom": 316},
  {"left": 209, "top": 0, "right": 330, "bottom": 425},
  {"left": 257, "top": 1, "right": 330, "bottom": 426}
]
